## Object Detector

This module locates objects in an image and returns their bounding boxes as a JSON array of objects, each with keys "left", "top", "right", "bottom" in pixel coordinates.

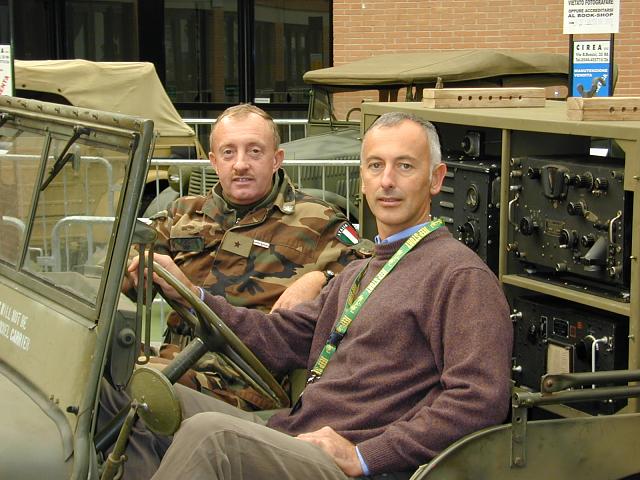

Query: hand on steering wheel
[{"left": 133, "top": 254, "right": 290, "bottom": 409}]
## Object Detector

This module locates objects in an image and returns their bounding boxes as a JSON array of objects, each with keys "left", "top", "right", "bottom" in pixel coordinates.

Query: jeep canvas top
[{"left": 15, "top": 59, "right": 206, "bottom": 159}]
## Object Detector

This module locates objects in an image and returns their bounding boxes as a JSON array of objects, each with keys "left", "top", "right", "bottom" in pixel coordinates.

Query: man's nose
[
  {"left": 233, "top": 152, "right": 249, "bottom": 172},
  {"left": 380, "top": 165, "right": 395, "bottom": 189}
]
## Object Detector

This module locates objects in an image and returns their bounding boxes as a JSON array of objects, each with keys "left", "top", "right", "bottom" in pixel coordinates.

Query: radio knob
[
  {"left": 568, "top": 172, "right": 594, "bottom": 189},
  {"left": 558, "top": 229, "right": 578, "bottom": 249},
  {"left": 567, "top": 201, "right": 585, "bottom": 216},
  {"left": 519, "top": 216, "right": 539, "bottom": 236},
  {"left": 457, "top": 221, "right": 480, "bottom": 250},
  {"left": 527, "top": 167, "right": 541, "bottom": 179},
  {"left": 581, "top": 234, "right": 596, "bottom": 248},
  {"left": 594, "top": 177, "right": 609, "bottom": 191},
  {"left": 608, "top": 265, "right": 622, "bottom": 277},
  {"left": 520, "top": 217, "right": 538, "bottom": 236},
  {"left": 527, "top": 324, "right": 539, "bottom": 343}
]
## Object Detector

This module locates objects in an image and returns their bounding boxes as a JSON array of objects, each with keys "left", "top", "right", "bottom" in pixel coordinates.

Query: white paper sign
[
  {"left": 563, "top": 0, "right": 620, "bottom": 34},
  {"left": 0, "top": 44, "right": 13, "bottom": 96}
]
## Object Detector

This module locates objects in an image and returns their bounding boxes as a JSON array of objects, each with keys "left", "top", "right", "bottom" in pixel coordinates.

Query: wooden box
[
  {"left": 422, "top": 87, "right": 546, "bottom": 109},
  {"left": 567, "top": 97, "right": 640, "bottom": 121}
]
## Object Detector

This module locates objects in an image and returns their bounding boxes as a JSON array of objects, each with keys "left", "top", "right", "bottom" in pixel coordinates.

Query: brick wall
[{"left": 334, "top": 0, "right": 640, "bottom": 96}]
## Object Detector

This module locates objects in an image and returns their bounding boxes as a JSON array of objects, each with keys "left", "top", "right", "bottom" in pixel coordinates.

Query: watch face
[
  {"left": 324, "top": 270, "right": 335, "bottom": 283},
  {"left": 465, "top": 184, "right": 480, "bottom": 211}
]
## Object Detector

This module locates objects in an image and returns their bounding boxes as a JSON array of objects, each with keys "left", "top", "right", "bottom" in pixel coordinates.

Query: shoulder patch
[{"left": 336, "top": 222, "right": 360, "bottom": 246}]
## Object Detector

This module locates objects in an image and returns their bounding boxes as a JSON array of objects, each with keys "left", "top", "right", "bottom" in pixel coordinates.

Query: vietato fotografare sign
[{"left": 563, "top": 0, "right": 620, "bottom": 34}]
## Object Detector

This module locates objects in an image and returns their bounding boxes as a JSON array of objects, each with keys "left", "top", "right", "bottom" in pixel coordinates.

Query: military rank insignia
[{"left": 336, "top": 222, "right": 360, "bottom": 246}]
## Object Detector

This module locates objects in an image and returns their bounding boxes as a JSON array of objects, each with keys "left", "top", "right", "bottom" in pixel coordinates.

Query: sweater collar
[{"left": 373, "top": 226, "right": 448, "bottom": 259}]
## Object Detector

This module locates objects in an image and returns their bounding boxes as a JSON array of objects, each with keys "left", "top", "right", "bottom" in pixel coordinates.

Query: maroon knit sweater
[{"left": 203, "top": 227, "right": 512, "bottom": 474}]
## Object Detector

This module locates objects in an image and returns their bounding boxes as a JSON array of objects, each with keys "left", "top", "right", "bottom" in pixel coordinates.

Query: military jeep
[{"left": 0, "top": 95, "right": 287, "bottom": 479}]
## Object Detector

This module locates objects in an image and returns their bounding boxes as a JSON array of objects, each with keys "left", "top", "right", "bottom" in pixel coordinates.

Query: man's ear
[
  {"left": 273, "top": 148, "right": 285, "bottom": 172},
  {"left": 208, "top": 151, "right": 218, "bottom": 174},
  {"left": 429, "top": 162, "right": 447, "bottom": 195}
]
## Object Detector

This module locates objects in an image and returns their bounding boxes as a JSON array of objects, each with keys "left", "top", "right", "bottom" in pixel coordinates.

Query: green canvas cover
[
  {"left": 303, "top": 50, "right": 569, "bottom": 86},
  {"left": 14, "top": 59, "right": 195, "bottom": 139}
]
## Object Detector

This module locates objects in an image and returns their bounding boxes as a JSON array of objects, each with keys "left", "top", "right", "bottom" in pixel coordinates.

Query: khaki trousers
[{"left": 100, "top": 382, "right": 412, "bottom": 480}]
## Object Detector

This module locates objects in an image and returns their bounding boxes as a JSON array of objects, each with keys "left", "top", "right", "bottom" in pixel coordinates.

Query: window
[
  {"left": 164, "top": 0, "right": 239, "bottom": 104},
  {"left": 64, "top": 0, "right": 137, "bottom": 61},
  {"left": 254, "top": 1, "right": 330, "bottom": 105}
]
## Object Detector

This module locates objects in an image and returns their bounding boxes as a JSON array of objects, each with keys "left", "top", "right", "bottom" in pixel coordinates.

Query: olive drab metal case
[{"left": 430, "top": 151, "right": 501, "bottom": 274}]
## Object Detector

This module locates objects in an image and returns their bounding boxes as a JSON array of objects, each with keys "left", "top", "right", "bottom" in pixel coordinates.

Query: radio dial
[
  {"left": 594, "top": 177, "right": 609, "bottom": 191},
  {"left": 457, "top": 221, "right": 480, "bottom": 250},
  {"left": 567, "top": 172, "right": 594, "bottom": 189},
  {"left": 567, "top": 201, "right": 585, "bottom": 216},
  {"left": 558, "top": 229, "right": 578, "bottom": 249},
  {"left": 581, "top": 234, "right": 596, "bottom": 248},
  {"left": 519, "top": 216, "right": 539, "bottom": 236}
]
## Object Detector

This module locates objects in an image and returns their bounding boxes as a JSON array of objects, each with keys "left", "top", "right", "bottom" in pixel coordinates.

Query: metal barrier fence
[{"left": 147, "top": 158, "right": 361, "bottom": 222}]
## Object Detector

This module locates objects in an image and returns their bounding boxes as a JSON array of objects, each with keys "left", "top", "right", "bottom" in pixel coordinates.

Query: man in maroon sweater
[{"left": 114, "top": 112, "right": 512, "bottom": 479}]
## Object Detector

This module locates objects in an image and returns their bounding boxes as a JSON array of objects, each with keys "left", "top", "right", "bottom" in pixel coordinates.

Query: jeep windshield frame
[{"left": 0, "top": 96, "right": 153, "bottom": 320}]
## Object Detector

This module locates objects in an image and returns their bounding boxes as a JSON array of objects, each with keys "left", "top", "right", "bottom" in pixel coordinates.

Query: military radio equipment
[
  {"left": 507, "top": 155, "right": 630, "bottom": 298},
  {"left": 512, "top": 294, "right": 628, "bottom": 415},
  {"left": 431, "top": 152, "right": 500, "bottom": 273}
]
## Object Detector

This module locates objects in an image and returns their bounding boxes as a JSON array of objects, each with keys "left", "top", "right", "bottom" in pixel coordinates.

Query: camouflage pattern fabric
[{"left": 149, "top": 169, "right": 370, "bottom": 410}]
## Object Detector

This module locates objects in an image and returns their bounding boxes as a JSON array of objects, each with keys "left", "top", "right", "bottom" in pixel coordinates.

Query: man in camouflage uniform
[{"left": 137, "top": 104, "right": 366, "bottom": 410}]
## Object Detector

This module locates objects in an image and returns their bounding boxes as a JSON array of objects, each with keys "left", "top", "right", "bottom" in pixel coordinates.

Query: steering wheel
[
  {"left": 345, "top": 107, "right": 361, "bottom": 122},
  {"left": 94, "top": 260, "right": 290, "bottom": 456},
  {"left": 152, "top": 261, "right": 290, "bottom": 409}
]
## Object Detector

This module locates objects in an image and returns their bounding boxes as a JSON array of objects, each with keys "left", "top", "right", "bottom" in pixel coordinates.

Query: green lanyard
[{"left": 307, "top": 217, "right": 445, "bottom": 384}]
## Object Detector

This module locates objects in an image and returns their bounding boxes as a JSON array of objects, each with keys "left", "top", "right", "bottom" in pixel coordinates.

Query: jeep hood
[{"left": 282, "top": 128, "right": 362, "bottom": 161}]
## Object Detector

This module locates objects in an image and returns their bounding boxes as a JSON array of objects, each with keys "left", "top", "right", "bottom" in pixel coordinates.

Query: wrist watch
[{"left": 323, "top": 269, "right": 336, "bottom": 285}]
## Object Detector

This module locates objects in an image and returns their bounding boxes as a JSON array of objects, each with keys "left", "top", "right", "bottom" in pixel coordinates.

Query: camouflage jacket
[
  {"left": 150, "top": 169, "right": 365, "bottom": 312},
  {"left": 148, "top": 169, "right": 367, "bottom": 410}
]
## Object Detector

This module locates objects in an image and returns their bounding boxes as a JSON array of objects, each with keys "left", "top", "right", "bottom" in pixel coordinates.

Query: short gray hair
[
  {"left": 362, "top": 112, "right": 442, "bottom": 171},
  {"left": 211, "top": 103, "right": 281, "bottom": 150}
]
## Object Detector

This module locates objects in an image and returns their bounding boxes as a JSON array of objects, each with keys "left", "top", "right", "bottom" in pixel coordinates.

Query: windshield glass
[
  {"left": 0, "top": 105, "right": 137, "bottom": 308},
  {"left": 0, "top": 127, "right": 45, "bottom": 266},
  {"left": 309, "top": 86, "right": 412, "bottom": 123}
]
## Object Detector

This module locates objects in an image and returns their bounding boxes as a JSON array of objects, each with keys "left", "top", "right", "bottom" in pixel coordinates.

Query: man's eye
[
  {"left": 368, "top": 162, "right": 382, "bottom": 170},
  {"left": 399, "top": 163, "right": 413, "bottom": 170}
]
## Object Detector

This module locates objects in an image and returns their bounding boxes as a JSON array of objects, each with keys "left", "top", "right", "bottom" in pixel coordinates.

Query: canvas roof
[
  {"left": 14, "top": 59, "right": 195, "bottom": 138},
  {"left": 303, "top": 50, "right": 569, "bottom": 86}
]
